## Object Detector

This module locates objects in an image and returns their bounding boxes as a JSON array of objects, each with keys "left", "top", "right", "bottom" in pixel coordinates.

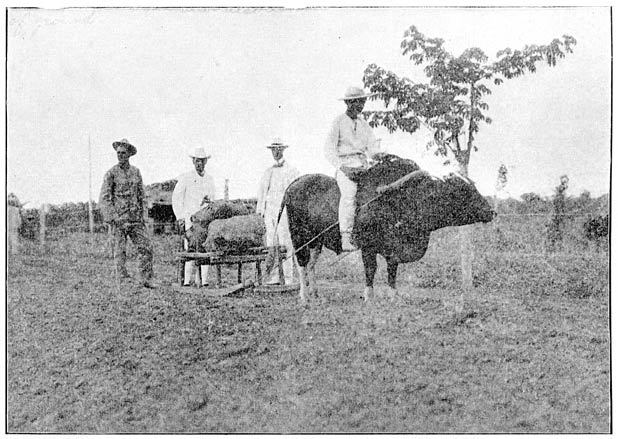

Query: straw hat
[
  {"left": 188, "top": 147, "right": 211, "bottom": 159},
  {"left": 338, "top": 86, "right": 377, "bottom": 101},
  {"left": 112, "top": 139, "right": 137, "bottom": 156},
  {"left": 266, "top": 138, "right": 289, "bottom": 150}
]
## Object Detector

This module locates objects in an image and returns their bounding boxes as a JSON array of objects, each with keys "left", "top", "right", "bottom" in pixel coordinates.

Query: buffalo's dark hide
[{"left": 282, "top": 154, "right": 495, "bottom": 268}]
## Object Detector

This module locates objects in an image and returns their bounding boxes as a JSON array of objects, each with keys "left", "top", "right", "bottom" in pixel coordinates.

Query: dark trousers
[{"left": 112, "top": 222, "right": 154, "bottom": 280}]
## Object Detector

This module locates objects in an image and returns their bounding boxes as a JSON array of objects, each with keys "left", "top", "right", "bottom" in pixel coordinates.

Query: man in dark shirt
[{"left": 99, "top": 139, "right": 158, "bottom": 288}]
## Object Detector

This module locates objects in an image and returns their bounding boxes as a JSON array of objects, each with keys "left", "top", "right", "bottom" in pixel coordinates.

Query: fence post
[
  {"left": 146, "top": 218, "right": 154, "bottom": 235},
  {"left": 8, "top": 205, "right": 21, "bottom": 255},
  {"left": 88, "top": 199, "right": 94, "bottom": 235},
  {"left": 460, "top": 224, "right": 473, "bottom": 291},
  {"left": 224, "top": 179, "right": 229, "bottom": 201},
  {"left": 39, "top": 204, "right": 49, "bottom": 246},
  {"left": 106, "top": 223, "right": 114, "bottom": 258}
]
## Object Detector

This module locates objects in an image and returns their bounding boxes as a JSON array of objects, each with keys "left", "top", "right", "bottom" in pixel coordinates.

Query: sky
[{"left": 5, "top": 5, "right": 611, "bottom": 208}]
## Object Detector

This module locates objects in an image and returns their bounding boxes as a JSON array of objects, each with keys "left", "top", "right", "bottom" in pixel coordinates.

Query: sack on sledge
[
  {"left": 191, "top": 200, "right": 250, "bottom": 227},
  {"left": 203, "top": 214, "right": 266, "bottom": 253},
  {"left": 186, "top": 200, "right": 251, "bottom": 251}
]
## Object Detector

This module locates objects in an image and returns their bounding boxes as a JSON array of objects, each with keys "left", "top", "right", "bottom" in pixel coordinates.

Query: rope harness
[
  {"left": 281, "top": 190, "right": 385, "bottom": 259},
  {"left": 256, "top": 193, "right": 382, "bottom": 287},
  {"left": 230, "top": 167, "right": 425, "bottom": 287},
  {"left": 275, "top": 168, "right": 427, "bottom": 262}
]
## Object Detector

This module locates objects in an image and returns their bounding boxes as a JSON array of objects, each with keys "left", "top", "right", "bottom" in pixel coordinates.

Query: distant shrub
[
  {"left": 583, "top": 214, "right": 609, "bottom": 240},
  {"left": 546, "top": 175, "right": 569, "bottom": 252},
  {"left": 582, "top": 214, "right": 609, "bottom": 251},
  {"left": 19, "top": 208, "right": 40, "bottom": 240},
  {"left": 46, "top": 202, "right": 103, "bottom": 230},
  {"left": 7, "top": 193, "right": 22, "bottom": 208}
]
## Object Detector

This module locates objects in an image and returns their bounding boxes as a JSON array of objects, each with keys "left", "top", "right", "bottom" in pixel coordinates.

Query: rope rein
[{"left": 276, "top": 189, "right": 386, "bottom": 262}]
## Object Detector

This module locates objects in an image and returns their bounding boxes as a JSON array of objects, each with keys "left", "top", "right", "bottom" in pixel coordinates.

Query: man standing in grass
[
  {"left": 257, "top": 138, "right": 299, "bottom": 284},
  {"left": 172, "top": 147, "right": 216, "bottom": 287},
  {"left": 99, "top": 139, "right": 158, "bottom": 288}
]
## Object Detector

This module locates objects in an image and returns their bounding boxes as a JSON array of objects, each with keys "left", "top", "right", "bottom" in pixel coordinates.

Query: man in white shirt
[
  {"left": 324, "top": 86, "right": 383, "bottom": 251},
  {"left": 172, "top": 147, "right": 216, "bottom": 287},
  {"left": 256, "top": 138, "right": 300, "bottom": 284}
]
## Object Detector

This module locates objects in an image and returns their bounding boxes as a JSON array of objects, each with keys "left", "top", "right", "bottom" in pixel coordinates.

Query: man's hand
[
  {"left": 177, "top": 219, "right": 185, "bottom": 230},
  {"left": 375, "top": 184, "right": 392, "bottom": 194},
  {"left": 340, "top": 166, "right": 366, "bottom": 183},
  {"left": 371, "top": 152, "right": 392, "bottom": 162}
]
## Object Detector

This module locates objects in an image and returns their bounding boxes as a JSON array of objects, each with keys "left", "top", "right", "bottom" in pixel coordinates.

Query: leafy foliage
[
  {"left": 495, "top": 191, "right": 607, "bottom": 218},
  {"left": 45, "top": 202, "right": 104, "bottom": 229},
  {"left": 495, "top": 164, "right": 508, "bottom": 192},
  {"left": 7, "top": 193, "right": 22, "bottom": 208},
  {"left": 363, "top": 25, "right": 576, "bottom": 172}
]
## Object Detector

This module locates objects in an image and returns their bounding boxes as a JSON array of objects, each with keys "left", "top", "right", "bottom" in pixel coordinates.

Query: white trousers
[
  {"left": 183, "top": 237, "right": 210, "bottom": 286},
  {"left": 264, "top": 209, "right": 296, "bottom": 282},
  {"left": 336, "top": 169, "right": 358, "bottom": 234}
]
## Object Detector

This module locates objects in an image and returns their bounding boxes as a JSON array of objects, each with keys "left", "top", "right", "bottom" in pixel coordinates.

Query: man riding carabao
[{"left": 324, "top": 86, "right": 384, "bottom": 251}]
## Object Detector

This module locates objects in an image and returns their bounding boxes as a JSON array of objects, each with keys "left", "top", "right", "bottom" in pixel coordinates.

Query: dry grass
[{"left": 6, "top": 224, "right": 610, "bottom": 433}]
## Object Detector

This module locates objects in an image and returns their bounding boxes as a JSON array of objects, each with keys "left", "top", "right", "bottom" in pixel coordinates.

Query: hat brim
[
  {"left": 113, "top": 141, "right": 137, "bottom": 156},
  {"left": 189, "top": 154, "right": 211, "bottom": 159},
  {"left": 267, "top": 144, "right": 288, "bottom": 149},
  {"left": 338, "top": 92, "right": 377, "bottom": 101}
]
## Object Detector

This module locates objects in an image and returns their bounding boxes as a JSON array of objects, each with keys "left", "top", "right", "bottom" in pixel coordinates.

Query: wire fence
[
  {"left": 8, "top": 212, "right": 607, "bottom": 297},
  {"left": 14, "top": 212, "right": 607, "bottom": 260}
]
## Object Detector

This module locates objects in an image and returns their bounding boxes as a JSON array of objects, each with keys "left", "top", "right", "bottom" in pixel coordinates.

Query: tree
[
  {"left": 546, "top": 175, "right": 570, "bottom": 251},
  {"left": 363, "top": 25, "right": 576, "bottom": 175},
  {"left": 495, "top": 164, "right": 508, "bottom": 193}
]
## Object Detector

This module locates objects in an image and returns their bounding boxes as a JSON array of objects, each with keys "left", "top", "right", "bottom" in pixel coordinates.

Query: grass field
[{"left": 6, "top": 221, "right": 610, "bottom": 433}]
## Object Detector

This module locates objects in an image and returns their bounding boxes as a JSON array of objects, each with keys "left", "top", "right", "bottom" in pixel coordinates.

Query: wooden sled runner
[{"left": 175, "top": 245, "right": 295, "bottom": 291}]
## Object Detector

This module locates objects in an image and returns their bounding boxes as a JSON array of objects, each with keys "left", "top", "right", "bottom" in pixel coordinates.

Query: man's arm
[
  {"left": 136, "top": 169, "right": 148, "bottom": 220},
  {"left": 198, "top": 176, "right": 216, "bottom": 207},
  {"left": 171, "top": 175, "right": 186, "bottom": 222},
  {"left": 99, "top": 170, "right": 117, "bottom": 224},
  {"left": 284, "top": 165, "right": 300, "bottom": 187},
  {"left": 255, "top": 169, "right": 269, "bottom": 216},
  {"left": 207, "top": 175, "right": 216, "bottom": 203},
  {"left": 364, "top": 121, "right": 382, "bottom": 159},
  {"left": 324, "top": 118, "right": 341, "bottom": 169}
]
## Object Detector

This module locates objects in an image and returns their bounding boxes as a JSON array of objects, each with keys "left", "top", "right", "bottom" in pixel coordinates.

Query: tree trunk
[
  {"left": 458, "top": 155, "right": 473, "bottom": 294},
  {"left": 39, "top": 204, "right": 48, "bottom": 246},
  {"left": 459, "top": 225, "right": 473, "bottom": 290}
]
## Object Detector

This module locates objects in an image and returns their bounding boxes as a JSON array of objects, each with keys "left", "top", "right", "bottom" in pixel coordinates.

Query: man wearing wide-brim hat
[
  {"left": 324, "top": 86, "right": 384, "bottom": 251},
  {"left": 99, "top": 139, "right": 158, "bottom": 288},
  {"left": 257, "top": 138, "right": 300, "bottom": 284},
  {"left": 172, "top": 147, "right": 216, "bottom": 287}
]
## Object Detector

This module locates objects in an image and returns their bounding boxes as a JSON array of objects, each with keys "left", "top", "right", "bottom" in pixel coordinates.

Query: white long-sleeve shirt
[
  {"left": 172, "top": 169, "right": 216, "bottom": 227},
  {"left": 324, "top": 113, "right": 381, "bottom": 169},
  {"left": 256, "top": 160, "right": 300, "bottom": 222}
]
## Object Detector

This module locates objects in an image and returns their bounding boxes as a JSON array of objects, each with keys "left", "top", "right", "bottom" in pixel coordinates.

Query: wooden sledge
[{"left": 175, "top": 245, "right": 288, "bottom": 289}]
